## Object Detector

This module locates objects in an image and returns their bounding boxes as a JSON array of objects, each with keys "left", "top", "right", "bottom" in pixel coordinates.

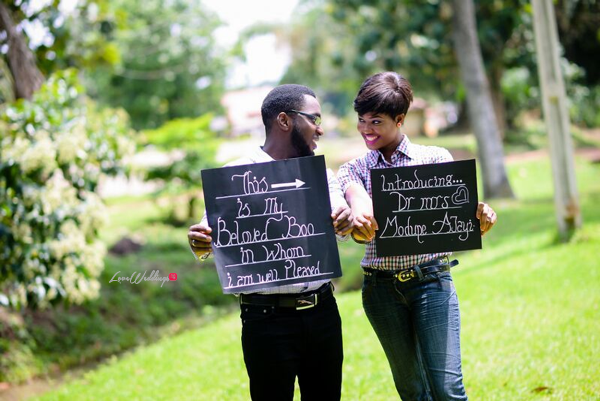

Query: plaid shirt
[{"left": 337, "top": 135, "right": 453, "bottom": 271}]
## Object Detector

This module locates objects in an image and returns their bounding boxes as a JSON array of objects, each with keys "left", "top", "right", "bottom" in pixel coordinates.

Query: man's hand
[
  {"left": 188, "top": 222, "right": 213, "bottom": 257},
  {"left": 331, "top": 205, "right": 353, "bottom": 236},
  {"left": 476, "top": 202, "right": 497, "bottom": 236}
]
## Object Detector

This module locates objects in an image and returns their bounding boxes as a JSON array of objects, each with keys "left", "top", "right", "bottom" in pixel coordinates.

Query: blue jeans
[{"left": 362, "top": 270, "right": 467, "bottom": 401}]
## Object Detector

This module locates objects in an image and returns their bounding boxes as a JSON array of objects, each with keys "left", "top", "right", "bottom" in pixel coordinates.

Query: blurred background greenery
[{"left": 1, "top": 0, "right": 599, "bottom": 399}]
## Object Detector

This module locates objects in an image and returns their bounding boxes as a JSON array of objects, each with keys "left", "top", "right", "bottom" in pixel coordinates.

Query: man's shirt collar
[{"left": 250, "top": 146, "right": 275, "bottom": 163}]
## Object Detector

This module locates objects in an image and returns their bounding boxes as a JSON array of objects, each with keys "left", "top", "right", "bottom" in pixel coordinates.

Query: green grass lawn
[{"left": 33, "top": 154, "right": 600, "bottom": 400}]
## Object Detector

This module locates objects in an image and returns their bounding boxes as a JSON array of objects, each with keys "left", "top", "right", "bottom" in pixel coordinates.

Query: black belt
[
  {"left": 239, "top": 282, "right": 333, "bottom": 310},
  {"left": 363, "top": 258, "right": 459, "bottom": 283}
]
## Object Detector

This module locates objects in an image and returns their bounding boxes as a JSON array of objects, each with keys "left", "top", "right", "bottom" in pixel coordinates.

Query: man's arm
[
  {"left": 326, "top": 169, "right": 353, "bottom": 238},
  {"left": 336, "top": 161, "right": 378, "bottom": 243},
  {"left": 331, "top": 205, "right": 352, "bottom": 236}
]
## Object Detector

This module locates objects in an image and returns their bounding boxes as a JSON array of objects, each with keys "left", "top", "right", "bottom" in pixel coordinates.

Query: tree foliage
[
  {"left": 0, "top": 70, "right": 135, "bottom": 308},
  {"left": 279, "top": 7, "right": 362, "bottom": 115},
  {"left": 452, "top": 0, "right": 514, "bottom": 198},
  {"left": 84, "top": 0, "right": 228, "bottom": 130},
  {"left": 555, "top": 0, "right": 600, "bottom": 86},
  {"left": 283, "top": 0, "right": 598, "bottom": 130},
  {"left": 0, "top": 0, "right": 121, "bottom": 100},
  {"left": 2, "top": 0, "right": 229, "bottom": 129},
  {"left": 142, "top": 115, "right": 220, "bottom": 223}
]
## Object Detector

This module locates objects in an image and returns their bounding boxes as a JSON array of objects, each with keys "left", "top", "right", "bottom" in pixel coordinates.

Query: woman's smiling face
[{"left": 357, "top": 112, "right": 404, "bottom": 158}]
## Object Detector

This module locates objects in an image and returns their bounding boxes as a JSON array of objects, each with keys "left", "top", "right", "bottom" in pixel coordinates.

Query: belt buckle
[
  {"left": 295, "top": 294, "right": 317, "bottom": 310},
  {"left": 397, "top": 270, "right": 415, "bottom": 282}
]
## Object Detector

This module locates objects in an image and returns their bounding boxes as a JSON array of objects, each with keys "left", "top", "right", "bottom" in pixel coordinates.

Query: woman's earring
[{"left": 397, "top": 122, "right": 402, "bottom": 127}]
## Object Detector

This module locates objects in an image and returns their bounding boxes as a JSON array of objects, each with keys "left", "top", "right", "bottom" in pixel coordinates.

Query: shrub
[
  {"left": 0, "top": 70, "right": 135, "bottom": 308},
  {"left": 141, "top": 115, "right": 221, "bottom": 224}
]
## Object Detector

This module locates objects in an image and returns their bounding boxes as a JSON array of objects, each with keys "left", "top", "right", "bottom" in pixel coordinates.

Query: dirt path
[
  {"left": 505, "top": 147, "right": 600, "bottom": 163},
  {"left": 1, "top": 379, "right": 60, "bottom": 401},
  {"left": 1, "top": 371, "right": 78, "bottom": 401}
]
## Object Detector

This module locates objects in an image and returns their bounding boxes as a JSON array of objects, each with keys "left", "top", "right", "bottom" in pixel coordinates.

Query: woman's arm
[{"left": 345, "top": 183, "right": 378, "bottom": 243}]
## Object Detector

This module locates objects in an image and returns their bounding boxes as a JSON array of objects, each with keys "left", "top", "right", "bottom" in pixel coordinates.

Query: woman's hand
[
  {"left": 345, "top": 183, "right": 378, "bottom": 243},
  {"left": 476, "top": 202, "right": 497, "bottom": 236}
]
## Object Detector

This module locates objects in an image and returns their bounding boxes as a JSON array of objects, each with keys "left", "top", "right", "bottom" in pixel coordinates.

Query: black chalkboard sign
[
  {"left": 201, "top": 155, "right": 342, "bottom": 293},
  {"left": 371, "top": 159, "right": 481, "bottom": 257}
]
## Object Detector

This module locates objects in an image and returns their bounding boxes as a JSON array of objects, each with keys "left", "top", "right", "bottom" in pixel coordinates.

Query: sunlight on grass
[{"left": 35, "top": 151, "right": 600, "bottom": 400}]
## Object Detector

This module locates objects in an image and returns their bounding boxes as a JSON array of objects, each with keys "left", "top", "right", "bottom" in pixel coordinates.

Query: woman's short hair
[{"left": 353, "top": 72, "right": 414, "bottom": 118}]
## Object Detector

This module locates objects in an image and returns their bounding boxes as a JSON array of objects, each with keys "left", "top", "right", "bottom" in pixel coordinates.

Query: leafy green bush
[
  {"left": 23, "top": 250, "right": 231, "bottom": 369},
  {"left": 568, "top": 83, "right": 600, "bottom": 128},
  {"left": 501, "top": 67, "right": 539, "bottom": 130},
  {"left": 141, "top": 115, "right": 221, "bottom": 224},
  {"left": 0, "top": 228, "right": 234, "bottom": 383},
  {"left": 0, "top": 70, "right": 135, "bottom": 308}
]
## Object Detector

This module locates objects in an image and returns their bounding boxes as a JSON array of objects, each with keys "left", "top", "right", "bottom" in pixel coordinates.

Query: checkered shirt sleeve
[{"left": 337, "top": 137, "right": 455, "bottom": 271}]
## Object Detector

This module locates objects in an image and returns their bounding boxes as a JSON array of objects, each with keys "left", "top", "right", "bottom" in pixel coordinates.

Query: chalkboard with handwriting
[
  {"left": 201, "top": 155, "right": 342, "bottom": 293},
  {"left": 371, "top": 159, "right": 481, "bottom": 257}
]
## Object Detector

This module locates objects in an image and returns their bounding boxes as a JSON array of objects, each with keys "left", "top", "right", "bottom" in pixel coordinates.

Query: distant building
[
  {"left": 403, "top": 98, "right": 428, "bottom": 137},
  {"left": 219, "top": 88, "right": 456, "bottom": 139},
  {"left": 220, "top": 86, "right": 274, "bottom": 137},
  {"left": 405, "top": 99, "right": 458, "bottom": 138}
]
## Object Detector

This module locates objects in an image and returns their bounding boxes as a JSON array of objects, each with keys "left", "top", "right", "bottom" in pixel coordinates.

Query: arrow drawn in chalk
[{"left": 271, "top": 179, "right": 305, "bottom": 189}]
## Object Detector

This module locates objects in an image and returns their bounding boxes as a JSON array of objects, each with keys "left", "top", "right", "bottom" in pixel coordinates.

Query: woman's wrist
[{"left": 351, "top": 230, "right": 372, "bottom": 244}]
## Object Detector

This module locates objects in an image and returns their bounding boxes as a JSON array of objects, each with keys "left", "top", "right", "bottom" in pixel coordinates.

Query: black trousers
[{"left": 240, "top": 294, "right": 343, "bottom": 401}]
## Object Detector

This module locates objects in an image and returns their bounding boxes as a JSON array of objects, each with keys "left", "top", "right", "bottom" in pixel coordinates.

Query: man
[{"left": 188, "top": 84, "right": 352, "bottom": 401}]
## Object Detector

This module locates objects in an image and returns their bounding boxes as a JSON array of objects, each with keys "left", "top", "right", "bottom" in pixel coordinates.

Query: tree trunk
[
  {"left": 0, "top": 57, "right": 15, "bottom": 103},
  {"left": 0, "top": 3, "right": 44, "bottom": 100},
  {"left": 451, "top": 0, "right": 514, "bottom": 199},
  {"left": 489, "top": 64, "right": 507, "bottom": 136},
  {"left": 531, "top": 0, "right": 581, "bottom": 237},
  {"left": 491, "top": 86, "right": 506, "bottom": 136}
]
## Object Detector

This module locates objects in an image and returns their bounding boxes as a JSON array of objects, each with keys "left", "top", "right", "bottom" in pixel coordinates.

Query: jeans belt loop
[{"left": 413, "top": 264, "right": 424, "bottom": 280}]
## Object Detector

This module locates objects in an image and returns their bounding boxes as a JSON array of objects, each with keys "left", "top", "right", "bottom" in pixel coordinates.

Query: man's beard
[{"left": 291, "top": 125, "right": 314, "bottom": 157}]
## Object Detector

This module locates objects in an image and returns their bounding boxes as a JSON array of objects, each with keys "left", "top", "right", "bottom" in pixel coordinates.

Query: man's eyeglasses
[{"left": 287, "top": 109, "right": 322, "bottom": 126}]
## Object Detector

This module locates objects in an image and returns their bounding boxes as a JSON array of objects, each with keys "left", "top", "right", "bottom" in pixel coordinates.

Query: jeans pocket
[
  {"left": 361, "top": 276, "right": 374, "bottom": 300},
  {"left": 240, "top": 305, "right": 275, "bottom": 326},
  {"left": 437, "top": 271, "right": 453, "bottom": 282},
  {"left": 435, "top": 271, "right": 456, "bottom": 294}
]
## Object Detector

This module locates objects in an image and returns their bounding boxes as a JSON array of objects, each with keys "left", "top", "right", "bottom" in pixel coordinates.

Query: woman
[{"left": 337, "top": 71, "right": 497, "bottom": 400}]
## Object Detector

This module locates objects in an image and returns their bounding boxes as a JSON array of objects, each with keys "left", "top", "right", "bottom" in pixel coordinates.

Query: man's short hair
[
  {"left": 261, "top": 84, "right": 317, "bottom": 132},
  {"left": 353, "top": 72, "right": 413, "bottom": 118}
]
